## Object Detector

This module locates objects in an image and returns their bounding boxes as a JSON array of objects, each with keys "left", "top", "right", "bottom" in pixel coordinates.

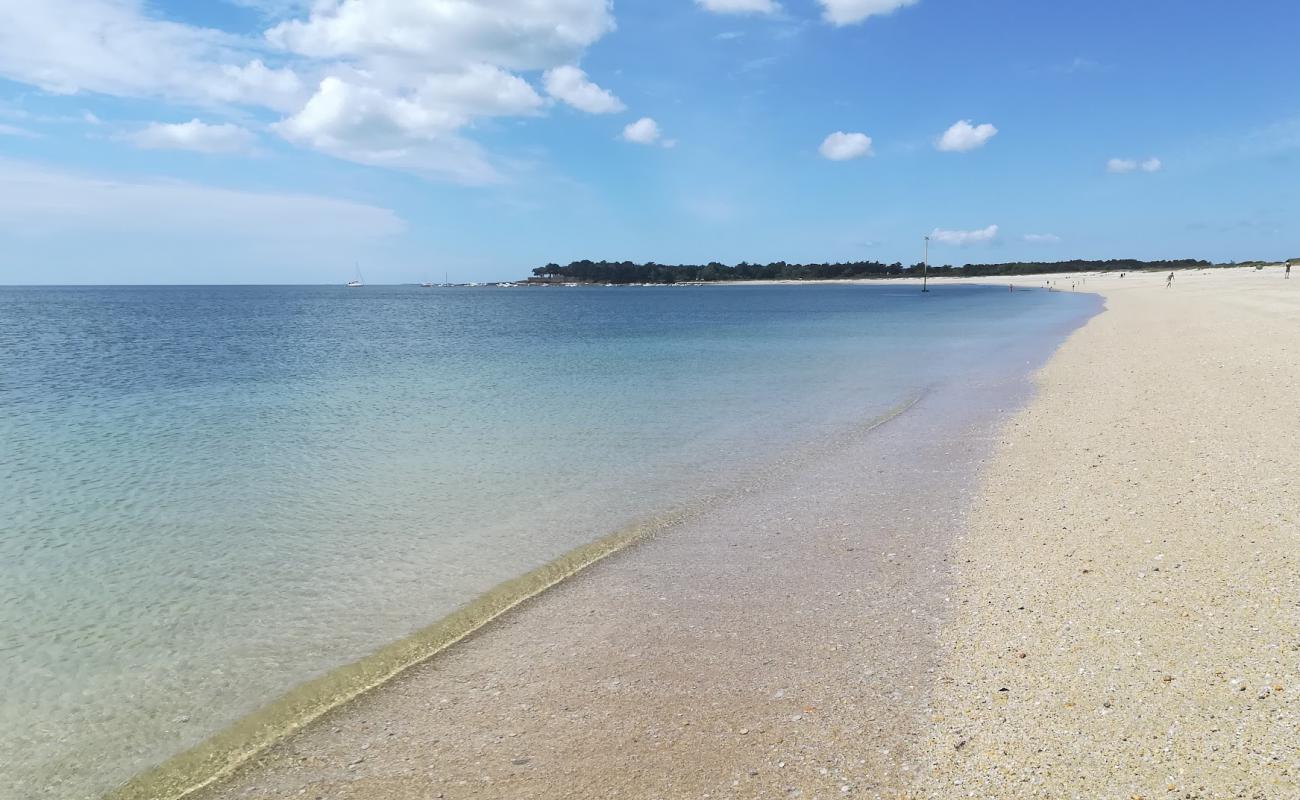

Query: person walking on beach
[
  {"left": 1166, "top": 272, "right": 1174, "bottom": 288},
  {"left": 1288, "top": 263, "right": 1292, "bottom": 279}
]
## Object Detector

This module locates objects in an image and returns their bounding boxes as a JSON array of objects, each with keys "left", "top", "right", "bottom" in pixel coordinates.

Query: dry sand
[
  {"left": 186, "top": 266, "right": 1297, "bottom": 800},
  {"left": 916, "top": 267, "right": 1300, "bottom": 798}
]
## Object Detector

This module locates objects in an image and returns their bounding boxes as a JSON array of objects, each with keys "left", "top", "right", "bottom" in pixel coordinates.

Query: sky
[{"left": 1, "top": 0, "right": 1298, "bottom": 284}]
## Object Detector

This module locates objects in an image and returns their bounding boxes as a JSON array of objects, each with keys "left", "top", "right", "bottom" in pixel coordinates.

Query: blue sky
[{"left": 1, "top": 0, "right": 1297, "bottom": 284}]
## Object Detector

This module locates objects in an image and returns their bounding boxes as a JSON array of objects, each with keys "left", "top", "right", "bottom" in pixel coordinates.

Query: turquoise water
[{"left": 0, "top": 284, "right": 1099, "bottom": 798}]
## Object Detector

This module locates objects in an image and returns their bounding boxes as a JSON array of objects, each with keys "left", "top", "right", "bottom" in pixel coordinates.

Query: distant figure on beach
[
  {"left": 1166, "top": 272, "right": 1174, "bottom": 288},
  {"left": 1287, "top": 263, "right": 1292, "bottom": 279}
]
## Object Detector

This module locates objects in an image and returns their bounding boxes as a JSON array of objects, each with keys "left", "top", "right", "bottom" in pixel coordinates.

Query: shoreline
[
  {"left": 105, "top": 520, "right": 670, "bottom": 800},
  {"left": 516, "top": 263, "right": 1291, "bottom": 288},
  {"left": 108, "top": 266, "right": 1296, "bottom": 798},
  {"left": 185, "top": 316, "right": 1076, "bottom": 799},
  {"left": 110, "top": 396, "right": 931, "bottom": 800}
]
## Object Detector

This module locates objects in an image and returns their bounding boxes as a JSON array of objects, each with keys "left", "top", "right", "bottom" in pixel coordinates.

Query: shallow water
[{"left": 0, "top": 284, "right": 1098, "bottom": 799}]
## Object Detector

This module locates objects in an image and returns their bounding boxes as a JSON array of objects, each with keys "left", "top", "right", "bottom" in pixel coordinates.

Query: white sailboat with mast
[{"left": 346, "top": 263, "right": 364, "bottom": 288}]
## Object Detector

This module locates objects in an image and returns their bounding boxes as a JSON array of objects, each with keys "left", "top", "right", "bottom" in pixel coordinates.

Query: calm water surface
[{"left": 0, "top": 284, "right": 1099, "bottom": 798}]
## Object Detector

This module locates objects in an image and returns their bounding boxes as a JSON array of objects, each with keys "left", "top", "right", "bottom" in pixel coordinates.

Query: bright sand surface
[
  {"left": 916, "top": 267, "right": 1299, "bottom": 798},
  {"left": 155, "top": 266, "right": 1294, "bottom": 799}
]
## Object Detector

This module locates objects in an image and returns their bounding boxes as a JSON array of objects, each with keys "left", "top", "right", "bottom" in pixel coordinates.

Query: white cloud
[
  {"left": 0, "top": 158, "right": 404, "bottom": 239},
  {"left": 818, "top": 0, "right": 919, "bottom": 26},
  {"left": 936, "top": 119, "right": 998, "bottom": 152},
  {"left": 0, "top": 0, "right": 620, "bottom": 183},
  {"left": 271, "top": 63, "right": 545, "bottom": 182},
  {"left": 930, "top": 224, "right": 999, "bottom": 246},
  {"left": 819, "top": 131, "right": 874, "bottom": 160},
  {"left": 260, "top": 2, "right": 615, "bottom": 178},
  {"left": 415, "top": 64, "right": 547, "bottom": 118},
  {"left": 696, "top": 0, "right": 781, "bottom": 14},
  {"left": 266, "top": 0, "right": 614, "bottom": 72},
  {"left": 0, "top": 123, "right": 38, "bottom": 138},
  {"left": 622, "top": 117, "right": 664, "bottom": 146},
  {"left": 1023, "top": 233, "right": 1061, "bottom": 244},
  {"left": 209, "top": 59, "right": 306, "bottom": 113},
  {"left": 1108, "top": 156, "right": 1162, "bottom": 174},
  {"left": 543, "top": 66, "right": 624, "bottom": 114},
  {"left": 0, "top": 1, "right": 305, "bottom": 110},
  {"left": 274, "top": 76, "right": 515, "bottom": 184},
  {"left": 128, "top": 119, "right": 257, "bottom": 154}
]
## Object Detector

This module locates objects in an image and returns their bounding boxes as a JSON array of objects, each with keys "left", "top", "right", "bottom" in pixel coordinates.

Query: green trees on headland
[{"left": 530, "top": 259, "right": 1214, "bottom": 284}]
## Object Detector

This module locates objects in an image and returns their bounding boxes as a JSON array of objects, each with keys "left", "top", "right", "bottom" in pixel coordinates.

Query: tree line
[{"left": 530, "top": 258, "right": 1215, "bottom": 284}]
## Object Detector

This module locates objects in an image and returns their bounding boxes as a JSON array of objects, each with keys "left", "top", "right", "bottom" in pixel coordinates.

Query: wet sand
[
  {"left": 916, "top": 267, "right": 1300, "bottom": 797},
  {"left": 188, "top": 342, "right": 1048, "bottom": 799}
]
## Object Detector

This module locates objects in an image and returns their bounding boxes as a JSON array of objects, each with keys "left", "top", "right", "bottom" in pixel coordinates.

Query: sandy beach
[
  {"left": 143, "top": 267, "right": 1296, "bottom": 800},
  {"left": 916, "top": 267, "right": 1299, "bottom": 798}
]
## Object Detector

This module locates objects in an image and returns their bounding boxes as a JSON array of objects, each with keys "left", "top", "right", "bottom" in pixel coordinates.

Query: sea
[{"left": 0, "top": 283, "right": 1100, "bottom": 799}]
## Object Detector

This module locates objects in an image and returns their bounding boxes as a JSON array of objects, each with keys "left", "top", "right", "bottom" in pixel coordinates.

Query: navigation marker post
[{"left": 922, "top": 235, "right": 930, "bottom": 293}]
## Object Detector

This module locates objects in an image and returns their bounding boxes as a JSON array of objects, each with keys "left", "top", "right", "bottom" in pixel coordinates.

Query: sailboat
[{"left": 346, "top": 263, "right": 364, "bottom": 288}]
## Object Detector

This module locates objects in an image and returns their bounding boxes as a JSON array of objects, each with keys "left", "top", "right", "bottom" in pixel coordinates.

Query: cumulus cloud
[
  {"left": 263, "top": 1, "right": 615, "bottom": 179},
  {"left": 0, "top": 0, "right": 622, "bottom": 183},
  {"left": 622, "top": 117, "right": 664, "bottom": 146},
  {"left": 209, "top": 59, "right": 305, "bottom": 112},
  {"left": 930, "top": 224, "right": 999, "bottom": 246},
  {"left": 128, "top": 119, "right": 257, "bottom": 154},
  {"left": 543, "top": 66, "right": 624, "bottom": 114},
  {"left": 819, "top": 131, "right": 874, "bottom": 160},
  {"left": 273, "top": 75, "right": 519, "bottom": 184},
  {"left": 818, "top": 0, "right": 919, "bottom": 26},
  {"left": 1023, "top": 233, "right": 1061, "bottom": 244},
  {"left": 936, "top": 119, "right": 998, "bottom": 152},
  {"left": 1107, "top": 156, "right": 1162, "bottom": 173},
  {"left": 266, "top": 0, "right": 614, "bottom": 72},
  {"left": 696, "top": 0, "right": 780, "bottom": 14}
]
